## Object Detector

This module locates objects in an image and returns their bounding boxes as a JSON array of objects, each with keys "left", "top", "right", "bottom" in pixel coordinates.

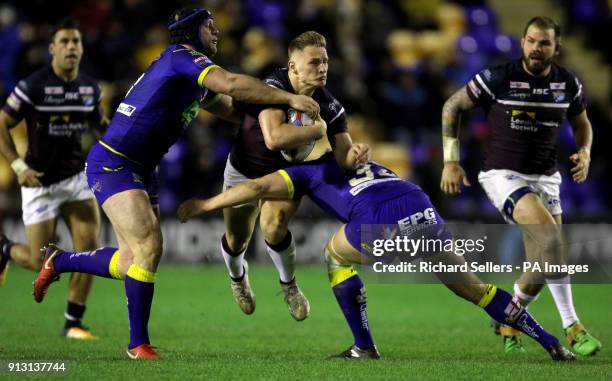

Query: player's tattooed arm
[
  {"left": 441, "top": 86, "right": 475, "bottom": 139},
  {"left": 568, "top": 110, "right": 593, "bottom": 183},
  {"left": 201, "top": 67, "right": 320, "bottom": 119},
  {"left": 178, "top": 173, "right": 289, "bottom": 222},
  {"left": 440, "top": 87, "right": 475, "bottom": 194}
]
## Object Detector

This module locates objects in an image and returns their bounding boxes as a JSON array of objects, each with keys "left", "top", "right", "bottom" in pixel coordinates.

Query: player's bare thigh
[
  {"left": 101, "top": 189, "right": 162, "bottom": 272},
  {"left": 223, "top": 204, "right": 260, "bottom": 252},
  {"left": 259, "top": 199, "right": 301, "bottom": 244},
  {"left": 61, "top": 198, "right": 101, "bottom": 251},
  {"left": 24, "top": 218, "right": 58, "bottom": 270}
]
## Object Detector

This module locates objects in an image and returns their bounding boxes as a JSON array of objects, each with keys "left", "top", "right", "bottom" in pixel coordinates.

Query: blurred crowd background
[{"left": 0, "top": 0, "right": 610, "bottom": 224}]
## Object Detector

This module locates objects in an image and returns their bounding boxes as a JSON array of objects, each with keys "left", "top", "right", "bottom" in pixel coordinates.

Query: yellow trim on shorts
[
  {"left": 197, "top": 65, "right": 221, "bottom": 87},
  {"left": 126, "top": 264, "right": 157, "bottom": 283},
  {"left": 108, "top": 251, "right": 123, "bottom": 280},
  {"left": 329, "top": 266, "right": 357, "bottom": 287},
  {"left": 478, "top": 284, "right": 498, "bottom": 308},
  {"left": 277, "top": 170, "right": 294, "bottom": 199},
  {"left": 98, "top": 141, "right": 143, "bottom": 166}
]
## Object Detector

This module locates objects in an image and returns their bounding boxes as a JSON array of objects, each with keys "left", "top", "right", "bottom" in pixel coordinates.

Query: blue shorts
[
  {"left": 85, "top": 143, "right": 159, "bottom": 206},
  {"left": 345, "top": 190, "right": 448, "bottom": 260}
]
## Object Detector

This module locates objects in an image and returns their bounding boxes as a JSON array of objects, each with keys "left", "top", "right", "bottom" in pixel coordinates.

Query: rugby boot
[
  {"left": 280, "top": 278, "right": 310, "bottom": 321},
  {"left": 230, "top": 261, "right": 256, "bottom": 314},
  {"left": 33, "top": 244, "right": 63, "bottom": 303},
  {"left": 565, "top": 321, "right": 602, "bottom": 356},
  {"left": 330, "top": 345, "right": 381, "bottom": 360}
]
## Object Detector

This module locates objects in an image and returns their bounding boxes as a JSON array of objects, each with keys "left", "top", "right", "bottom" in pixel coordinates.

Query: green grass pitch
[{"left": 1, "top": 265, "right": 610, "bottom": 380}]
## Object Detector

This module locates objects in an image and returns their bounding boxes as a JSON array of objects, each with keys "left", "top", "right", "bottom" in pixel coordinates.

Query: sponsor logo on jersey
[
  {"left": 65, "top": 92, "right": 79, "bottom": 100},
  {"left": 509, "top": 81, "right": 530, "bottom": 89},
  {"left": 91, "top": 180, "right": 102, "bottom": 193},
  {"left": 482, "top": 69, "right": 492, "bottom": 81},
  {"left": 532, "top": 88, "right": 549, "bottom": 95},
  {"left": 552, "top": 91, "right": 565, "bottom": 102},
  {"left": 44, "top": 86, "right": 64, "bottom": 94},
  {"left": 329, "top": 99, "right": 340, "bottom": 113},
  {"left": 79, "top": 86, "right": 94, "bottom": 94},
  {"left": 511, "top": 110, "right": 536, "bottom": 119},
  {"left": 264, "top": 79, "right": 283, "bottom": 88},
  {"left": 82, "top": 95, "right": 95, "bottom": 106},
  {"left": 193, "top": 56, "right": 212, "bottom": 66},
  {"left": 550, "top": 82, "right": 566, "bottom": 90},
  {"left": 117, "top": 102, "right": 137, "bottom": 117},
  {"left": 505, "top": 174, "right": 519, "bottom": 180}
]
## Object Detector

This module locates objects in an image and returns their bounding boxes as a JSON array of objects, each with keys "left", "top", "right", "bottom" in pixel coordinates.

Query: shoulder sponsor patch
[
  {"left": 117, "top": 102, "right": 136, "bottom": 117},
  {"left": 44, "top": 86, "right": 64, "bottom": 94},
  {"left": 329, "top": 99, "right": 340, "bottom": 113},
  {"left": 509, "top": 81, "right": 530, "bottom": 89},
  {"left": 193, "top": 55, "right": 213, "bottom": 66},
  {"left": 549, "top": 82, "right": 565, "bottom": 90}
]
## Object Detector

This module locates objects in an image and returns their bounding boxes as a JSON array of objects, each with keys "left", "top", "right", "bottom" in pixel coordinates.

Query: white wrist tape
[
  {"left": 10, "top": 158, "right": 29, "bottom": 176},
  {"left": 443, "top": 136, "right": 460, "bottom": 162}
]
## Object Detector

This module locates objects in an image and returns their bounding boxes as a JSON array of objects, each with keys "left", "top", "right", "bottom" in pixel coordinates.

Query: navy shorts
[
  {"left": 85, "top": 143, "right": 159, "bottom": 206},
  {"left": 345, "top": 190, "right": 448, "bottom": 260}
]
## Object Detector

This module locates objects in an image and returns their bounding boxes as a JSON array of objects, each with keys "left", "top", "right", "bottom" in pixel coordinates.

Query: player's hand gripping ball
[{"left": 281, "top": 108, "right": 316, "bottom": 163}]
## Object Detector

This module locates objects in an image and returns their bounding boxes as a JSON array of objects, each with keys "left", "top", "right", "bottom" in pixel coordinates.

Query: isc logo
[{"left": 532, "top": 88, "right": 549, "bottom": 95}]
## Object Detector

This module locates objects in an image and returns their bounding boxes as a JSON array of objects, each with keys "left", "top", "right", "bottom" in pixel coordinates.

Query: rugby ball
[{"left": 281, "top": 108, "right": 316, "bottom": 163}]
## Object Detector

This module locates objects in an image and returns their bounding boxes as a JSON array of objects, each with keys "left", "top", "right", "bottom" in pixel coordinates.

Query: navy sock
[
  {"left": 53, "top": 247, "right": 118, "bottom": 278},
  {"left": 64, "top": 301, "right": 86, "bottom": 329},
  {"left": 332, "top": 275, "right": 375, "bottom": 350},
  {"left": 483, "top": 286, "right": 559, "bottom": 349},
  {"left": 125, "top": 265, "right": 155, "bottom": 349}
]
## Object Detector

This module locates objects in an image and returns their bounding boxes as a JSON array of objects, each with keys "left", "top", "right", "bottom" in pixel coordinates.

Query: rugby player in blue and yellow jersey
[
  {"left": 178, "top": 153, "right": 575, "bottom": 361},
  {"left": 33, "top": 7, "right": 319, "bottom": 360}
]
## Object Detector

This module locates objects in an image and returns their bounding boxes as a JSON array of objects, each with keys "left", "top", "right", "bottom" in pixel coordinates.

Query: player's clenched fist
[
  {"left": 440, "top": 162, "right": 471, "bottom": 194},
  {"left": 177, "top": 198, "right": 208, "bottom": 223},
  {"left": 347, "top": 143, "right": 371, "bottom": 169},
  {"left": 569, "top": 149, "right": 590, "bottom": 184}
]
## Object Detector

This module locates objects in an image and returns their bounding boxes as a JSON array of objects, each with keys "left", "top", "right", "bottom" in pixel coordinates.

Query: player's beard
[{"left": 522, "top": 51, "right": 553, "bottom": 76}]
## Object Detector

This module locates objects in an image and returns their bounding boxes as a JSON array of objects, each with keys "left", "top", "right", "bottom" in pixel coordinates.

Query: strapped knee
[{"left": 325, "top": 247, "right": 357, "bottom": 287}]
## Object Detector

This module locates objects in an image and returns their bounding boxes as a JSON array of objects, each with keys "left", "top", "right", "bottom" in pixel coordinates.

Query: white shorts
[
  {"left": 478, "top": 169, "right": 562, "bottom": 223},
  {"left": 21, "top": 171, "right": 94, "bottom": 225},
  {"left": 222, "top": 157, "right": 258, "bottom": 207}
]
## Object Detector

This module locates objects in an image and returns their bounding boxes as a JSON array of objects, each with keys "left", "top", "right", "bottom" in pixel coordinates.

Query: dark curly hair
[{"left": 167, "top": 8, "right": 212, "bottom": 47}]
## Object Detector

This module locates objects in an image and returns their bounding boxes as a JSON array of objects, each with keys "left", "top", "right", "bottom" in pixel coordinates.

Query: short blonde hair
[{"left": 288, "top": 31, "right": 326, "bottom": 56}]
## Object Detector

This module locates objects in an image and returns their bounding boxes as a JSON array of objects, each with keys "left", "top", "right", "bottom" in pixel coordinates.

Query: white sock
[
  {"left": 513, "top": 283, "right": 540, "bottom": 307},
  {"left": 546, "top": 276, "right": 579, "bottom": 328},
  {"left": 266, "top": 232, "right": 296, "bottom": 283},
  {"left": 221, "top": 236, "right": 245, "bottom": 279}
]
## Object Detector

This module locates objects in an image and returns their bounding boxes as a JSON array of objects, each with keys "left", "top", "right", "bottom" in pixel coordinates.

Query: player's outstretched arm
[
  {"left": 568, "top": 110, "right": 593, "bottom": 183},
  {"left": 202, "top": 67, "right": 320, "bottom": 119},
  {"left": 259, "top": 109, "right": 326, "bottom": 150},
  {"left": 0, "top": 110, "right": 44, "bottom": 187},
  {"left": 440, "top": 86, "right": 475, "bottom": 194},
  {"left": 177, "top": 172, "right": 290, "bottom": 222},
  {"left": 331, "top": 133, "right": 371, "bottom": 170}
]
